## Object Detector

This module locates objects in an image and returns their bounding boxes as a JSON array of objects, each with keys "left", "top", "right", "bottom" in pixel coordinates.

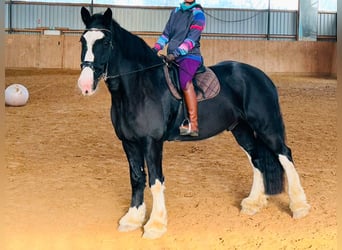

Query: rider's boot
[{"left": 179, "top": 82, "right": 199, "bottom": 137}]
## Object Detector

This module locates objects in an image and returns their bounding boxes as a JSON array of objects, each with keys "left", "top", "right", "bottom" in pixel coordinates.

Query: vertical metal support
[
  {"left": 296, "top": 0, "right": 300, "bottom": 40},
  {"left": 267, "top": 0, "right": 270, "bottom": 40},
  {"left": 9, "top": 0, "right": 13, "bottom": 33},
  {"left": 90, "top": 0, "right": 94, "bottom": 15}
]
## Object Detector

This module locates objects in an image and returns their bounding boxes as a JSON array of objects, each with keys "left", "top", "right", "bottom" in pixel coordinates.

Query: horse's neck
[
  {"left": 112, "top": 22, "right": 159, "bottom": 66},
  {"left": 107, "top": 22, "right": 166, "bottom": 94},
  {"left": 109, "top": 58, "right": 166, "bottom": 96}
]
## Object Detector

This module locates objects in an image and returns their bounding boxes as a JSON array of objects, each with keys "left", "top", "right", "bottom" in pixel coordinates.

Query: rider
[{"left": 152, "top": 0, "right": 206, "bottom": 137}]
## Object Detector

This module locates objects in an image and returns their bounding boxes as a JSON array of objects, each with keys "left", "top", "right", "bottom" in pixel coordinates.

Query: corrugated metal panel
[
  {"left": 4, "top": 3, "right": 336, "bottom": 40},
  {"left": 7, "top": 4, "right": 82, "bottom": 29},
  {"left": 318, "top": 12, "right": 336, "bottom": 36},
  {"left": 5, "top": 4, "right": 8, "bottom": 28},
  {"left": 110, "top": 7, "right": 171, "bottom": 32},
  {"left": 269, "top": 11, "right": 296, "bottom": 36},
  {"left": 205, "top": 9, "right": 268, "bottom": 34}
]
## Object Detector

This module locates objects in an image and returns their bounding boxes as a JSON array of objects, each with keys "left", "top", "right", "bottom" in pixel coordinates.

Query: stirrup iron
[
  {"left": 179, "top": 119, "right": 198, "bottom": 136},
  {"left": 179, "top": 119, "right": 191, "bottom": 135}
]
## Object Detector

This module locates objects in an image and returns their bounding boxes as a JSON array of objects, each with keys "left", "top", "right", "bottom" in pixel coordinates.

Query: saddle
[{"left": 163, "top": 63, "right": 220, "bottom": 102}]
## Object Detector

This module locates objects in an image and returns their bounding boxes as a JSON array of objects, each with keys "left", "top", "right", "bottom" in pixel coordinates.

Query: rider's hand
[{"left": 165, "top": 54, "right": 176, "bottom": 62}]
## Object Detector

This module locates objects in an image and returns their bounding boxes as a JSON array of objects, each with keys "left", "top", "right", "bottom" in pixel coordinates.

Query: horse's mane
[{"left": 110, "top": 18, "right": 161, "bottom": 65}]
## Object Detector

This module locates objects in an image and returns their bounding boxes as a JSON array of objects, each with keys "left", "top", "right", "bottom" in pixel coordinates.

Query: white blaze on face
[{"left": 78, "top": 31, "right": 105, "bottom": 96}]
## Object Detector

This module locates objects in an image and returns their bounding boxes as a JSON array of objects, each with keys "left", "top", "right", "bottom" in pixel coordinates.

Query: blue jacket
[{"left": 154, "top": 3, "right": 206, "bottom": 62}]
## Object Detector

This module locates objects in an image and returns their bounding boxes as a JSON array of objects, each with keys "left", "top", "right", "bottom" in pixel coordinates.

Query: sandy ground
[{"left": 4, "top": 69, "right": 337, "bottom": 249}]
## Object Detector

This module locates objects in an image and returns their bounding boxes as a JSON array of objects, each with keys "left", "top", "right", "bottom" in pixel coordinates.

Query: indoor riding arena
[{"left": 4, "top": 1, "right": 337, "bottom": 249}]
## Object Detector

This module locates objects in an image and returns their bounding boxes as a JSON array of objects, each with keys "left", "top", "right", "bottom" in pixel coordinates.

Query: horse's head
[{"left": 78, "top": 7, "right": 113, "bottom": 95}]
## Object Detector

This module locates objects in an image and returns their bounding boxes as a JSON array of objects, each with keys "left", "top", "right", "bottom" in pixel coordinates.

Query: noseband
[
  {"left": 80, "top": 61, "right": 95, "bottom": 71},
  {"left": 80, "top": 60, "right": 108, "bottom": 83}
]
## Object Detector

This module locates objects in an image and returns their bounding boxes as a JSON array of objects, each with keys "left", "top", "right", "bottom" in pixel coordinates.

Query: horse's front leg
[
  {"left": 142, "top": 137, "right": 167, "bottom": 239},
  {"left": 118, "top": 140, "right": 147, "bottom": 232}
]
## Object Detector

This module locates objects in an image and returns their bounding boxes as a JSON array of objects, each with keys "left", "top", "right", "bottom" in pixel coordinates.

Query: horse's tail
[{"left": 254, "top": 137, "right": 284, "bottom": 195}]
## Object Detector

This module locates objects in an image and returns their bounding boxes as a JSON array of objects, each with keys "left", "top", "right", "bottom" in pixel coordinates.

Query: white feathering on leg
[
  {"left": 278, "top": 154, "right": 310, "bottom": 218},
  {"left": 240, "top": 148, "right": 268, "bottom": 215},
  {"left": 143, "top": 180, "right": 167, "bottom": 239},
  {"left": 118, "top": 203, "right": 146, "bottom": 232}
]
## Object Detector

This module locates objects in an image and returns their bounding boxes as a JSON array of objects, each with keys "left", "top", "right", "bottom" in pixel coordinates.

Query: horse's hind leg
[
  {"left": 118, "top": 140, "right": 147, "bottom": 232},
  {"left": 278, "top": 154, "right": 311, "bottom": 218},
  {"left": 241, "top": 158, "right": 269, "bottom": 215},
  {"left": 258, "top": 132, "right": 310, "bottom": 218},
  {"left": 231, "top": 122, "right": 268, "bottom": 215}
]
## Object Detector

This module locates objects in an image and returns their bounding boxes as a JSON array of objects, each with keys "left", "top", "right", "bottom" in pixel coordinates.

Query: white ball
[{"left": 5, "top": 84, "right": 29, "bottom": 106}]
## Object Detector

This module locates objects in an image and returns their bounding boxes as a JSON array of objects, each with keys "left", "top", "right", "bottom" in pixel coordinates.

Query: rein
[
  {"left": 102, "top": 61, "right": 166, "bottom": 81},
  {"left": 81, "top": 60, "right": 166, "bottom": 83}
]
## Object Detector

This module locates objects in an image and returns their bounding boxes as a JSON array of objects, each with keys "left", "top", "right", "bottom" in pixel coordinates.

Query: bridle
[
  {"left": 80, "top": 27, "right": 166, "bottom": 82},
  {"left": 80, "top": 28, "right": 113, "bottom": 82}
]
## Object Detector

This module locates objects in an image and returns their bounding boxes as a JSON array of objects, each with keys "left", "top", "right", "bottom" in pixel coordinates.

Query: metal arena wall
[
  {"left": 4, "top": 3, "right": 337, "bottom": 75},
  {"left": 5, "top": 3, "right": 337, "bottom": 40}
]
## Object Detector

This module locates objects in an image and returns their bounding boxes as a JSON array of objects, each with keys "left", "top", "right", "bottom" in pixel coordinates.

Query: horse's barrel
[{"left": 5, "top": 83, "right": 30, "bottom": 106}]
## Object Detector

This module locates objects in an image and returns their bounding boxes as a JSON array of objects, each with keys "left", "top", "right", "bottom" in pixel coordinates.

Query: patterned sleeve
[
  {"left": 153, "top": 9, "right": 175, "bottom": 51},
  {"left": 174, "top": 7, "right": 206, "bottom": 56},
  {"left": 154, "top": 34, "right": 169, "bottom": 51}
]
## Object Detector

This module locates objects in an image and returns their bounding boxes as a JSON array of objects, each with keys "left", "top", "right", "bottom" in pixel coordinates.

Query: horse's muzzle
[{"left": 78, "top": 66, "right": 98, "bottom": 96}]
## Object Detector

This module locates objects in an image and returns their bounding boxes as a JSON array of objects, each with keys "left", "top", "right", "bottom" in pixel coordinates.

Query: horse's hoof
[
  {"left": 241, "top": 206, "right": 258, "bottom": 215},
  {"left": 240, "top": 196, "right": 267, "bottom": 215},
  {"left": 118, "top": 224, "right": 141, "bottom": 232},
  {"left": 142, "top": 226, "right": 167, "bottom": 239},
  {"left": 142, "top": 220, "right": 167, "bottom": 239},
  {"left": 118, "top": 204, "right": 146, "bottom": 232},
  {"left": 291, "top": 202, "right": 311, "bottom": 219}
]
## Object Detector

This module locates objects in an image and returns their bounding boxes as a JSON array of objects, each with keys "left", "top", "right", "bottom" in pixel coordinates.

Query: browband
[{"left": 84, "top": 28, "right": 111, "bottom": 33}]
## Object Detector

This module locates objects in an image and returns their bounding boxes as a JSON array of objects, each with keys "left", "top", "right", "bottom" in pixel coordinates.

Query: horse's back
[
  {"left": 210, "top": 60, "right": 279, "bottom": 104},
  {"left": 210, "top": 61, "right": 276, "bottom": 91},
  {"left": 210, "top": 61, "right": 285, "bottom": 136}
]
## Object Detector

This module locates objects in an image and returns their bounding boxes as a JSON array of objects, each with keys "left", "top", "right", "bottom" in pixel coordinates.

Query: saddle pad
[{"left": 163, "top": 66, "right": 220, "bottom": 102}]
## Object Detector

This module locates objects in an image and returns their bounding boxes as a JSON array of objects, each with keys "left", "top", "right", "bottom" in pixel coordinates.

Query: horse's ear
[
  {"left": 81, "top": 7, "right": 91, "bottom": 26},
  {"left": 103, "top": 8, "right": 112, "bottom": 26}
]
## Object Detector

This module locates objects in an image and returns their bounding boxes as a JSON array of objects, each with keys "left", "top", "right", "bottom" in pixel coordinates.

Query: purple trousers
[{"left": 177, "top": 58, "right": 201, "bottom": 90}]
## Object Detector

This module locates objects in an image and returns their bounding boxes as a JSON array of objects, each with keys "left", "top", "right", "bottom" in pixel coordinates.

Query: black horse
[{"left": 78, "top": 7, "right": 310, "bottom": 239}]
